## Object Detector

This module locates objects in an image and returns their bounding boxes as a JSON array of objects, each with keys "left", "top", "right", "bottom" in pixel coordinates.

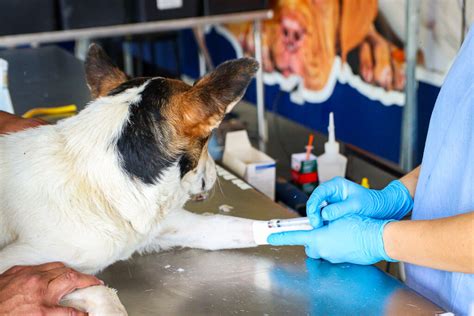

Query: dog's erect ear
[
  {"left": 178, "top": 58, "right": 258, "bottom": 138},
  {"left": 85, "top": 44, "right": 127, "bottom": 99},
  {"left": 193, "top": 58, "right": 259, "bottom": 114}
]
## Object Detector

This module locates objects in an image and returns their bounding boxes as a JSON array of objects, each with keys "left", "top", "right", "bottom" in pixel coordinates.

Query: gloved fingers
[
  {"left": 304, "top": 245, "right": 321, "bottom": 259},
  {"left": 267, "top": 230, "right": 313, "bottom": 246},
  {"left": 320, "top": 200, "right": 354, "bottom": 221},
  {"left": 307, "top": 211, "right": 324, "bottom": 228},
  {"left": 306, "top": 177, "right": 346, "bottom": 227}
]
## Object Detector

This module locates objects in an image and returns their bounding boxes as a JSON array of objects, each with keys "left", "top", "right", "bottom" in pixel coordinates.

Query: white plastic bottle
[
  {"left": 317, "top": 112, "right": 347, "bottom": 183},
  {"left": 0, "top": 58, "right": 14, "bottom": 113}
]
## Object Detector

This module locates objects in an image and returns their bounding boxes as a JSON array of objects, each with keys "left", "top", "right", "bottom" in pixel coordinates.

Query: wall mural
[{"left": 218, "top": 0, "right": 471, "bottom": 106}]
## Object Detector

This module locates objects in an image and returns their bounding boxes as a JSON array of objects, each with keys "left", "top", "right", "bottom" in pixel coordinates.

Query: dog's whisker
[
  {"left": 209, "top": 183, "right": 217, "bottom": 201},
  {"left": 216, "top": 176, "right": 227, "bottom": 198}
]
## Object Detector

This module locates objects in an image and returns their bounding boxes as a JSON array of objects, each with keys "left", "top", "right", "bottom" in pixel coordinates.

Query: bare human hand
[
  {"left": 0, "top": 262, "right": 103, "bottom": 315},
  {"left": 0, "top": 111, "right": 48, "bottom": 135}
]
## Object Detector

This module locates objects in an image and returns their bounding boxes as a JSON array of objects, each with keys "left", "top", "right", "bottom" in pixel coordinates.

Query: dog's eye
[{"left": 201, "top": 178, "right": 206, "bottom": 190}]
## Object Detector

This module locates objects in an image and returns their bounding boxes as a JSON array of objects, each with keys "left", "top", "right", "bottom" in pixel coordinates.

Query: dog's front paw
[{"left": 60, "top": 285, "right": 127, "bottom": 316}]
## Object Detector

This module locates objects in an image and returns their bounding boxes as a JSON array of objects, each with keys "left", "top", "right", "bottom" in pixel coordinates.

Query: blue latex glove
[
  {"left": 268, "top": 215, "right": 396, "bottom": 265},
  {"left": 307, "top": 177, "right": 413, "bottom": 228}
]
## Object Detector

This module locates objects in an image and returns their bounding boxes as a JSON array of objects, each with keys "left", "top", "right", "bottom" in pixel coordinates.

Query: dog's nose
[{"left": 190, "top": 191, "right": 209, "bottom": 202}]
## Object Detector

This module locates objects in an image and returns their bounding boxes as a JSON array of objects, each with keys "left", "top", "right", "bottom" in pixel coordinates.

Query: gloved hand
[
  {"left": 268, "top": 215, "right": 396, "bottom": 264},
  {"left": 306, "top": 177, "right": 413, "bottom": 228}
]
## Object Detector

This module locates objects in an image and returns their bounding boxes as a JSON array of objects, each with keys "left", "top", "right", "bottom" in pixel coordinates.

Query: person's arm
[
  {"left": 398, "top": 166, "right": 420, "bottom": 198},
  {"left": 0, "top": 111, "right": 47, "bottom": 134},
  {"left": 384, "top": 211, "right": 474, "bottom": 273}
]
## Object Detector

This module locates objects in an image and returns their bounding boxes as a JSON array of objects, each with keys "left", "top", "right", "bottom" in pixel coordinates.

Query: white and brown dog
[{"left": 0, "top": 45, "right": 261, "bottom": 314}]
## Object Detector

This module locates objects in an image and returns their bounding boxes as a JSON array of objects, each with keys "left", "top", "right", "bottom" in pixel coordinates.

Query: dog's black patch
[
  {"left": 109, "top": 77, "right": 150, "bottom": 96},
  {"left": 178, "top": 135, "right": 209, "bottom": 178},
  {"left": 117, "top": 78, "right": 177, "bottom": 184},
  {"left": 179, "top": 154, "right": 194, "bottom": 178}
]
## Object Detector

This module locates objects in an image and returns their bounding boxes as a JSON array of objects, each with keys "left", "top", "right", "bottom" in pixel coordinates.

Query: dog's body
[{"left": 0, "top": 45, "right": 259, "bottom": 314}]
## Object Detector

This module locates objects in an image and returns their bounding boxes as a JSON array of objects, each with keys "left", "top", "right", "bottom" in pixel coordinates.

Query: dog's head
[{"left": 83, "top": 44, "right": 258, "bottom": 199}]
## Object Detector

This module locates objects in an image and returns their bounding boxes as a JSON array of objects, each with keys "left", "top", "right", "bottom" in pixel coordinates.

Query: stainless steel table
[{"left": 98, "top": 167, "right": 442, "bottom": 315}]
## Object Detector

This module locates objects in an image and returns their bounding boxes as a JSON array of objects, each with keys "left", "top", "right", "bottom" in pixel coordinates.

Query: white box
[
  {"left": 291, "top": 152, "right": 317, "bottom": 172},
  {"left": 222, "top": 130, "right": 276, "bottom": 200}
]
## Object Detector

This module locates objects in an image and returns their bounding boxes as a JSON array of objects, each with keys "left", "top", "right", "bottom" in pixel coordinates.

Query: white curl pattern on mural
[{"left": 213, "top": 25, "right": 446, "bottom": 107}]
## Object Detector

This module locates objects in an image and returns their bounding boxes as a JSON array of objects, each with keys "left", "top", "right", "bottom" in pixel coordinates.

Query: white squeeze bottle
[
  {"left": 0, "top": 58, "right": 14, "bottom": 113},
  {"left": 317, "top": 112, "right": 347, "bottom": 183}
]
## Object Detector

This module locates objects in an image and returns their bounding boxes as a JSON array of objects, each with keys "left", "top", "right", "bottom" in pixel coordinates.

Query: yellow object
[
  {"left": 361, "top": 177, "right": 370, "bottom": 189},
  {"left": 22, "top": 104, "right": 77, "bottom": 119}
]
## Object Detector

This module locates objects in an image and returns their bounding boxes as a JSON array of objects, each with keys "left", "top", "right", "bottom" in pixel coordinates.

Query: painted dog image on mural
[{"left": 227, "top": 0, "right": 406, "bottom": 92}]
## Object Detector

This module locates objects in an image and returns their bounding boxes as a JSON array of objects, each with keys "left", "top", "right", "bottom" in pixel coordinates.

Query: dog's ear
[
  {"left": 177, "top": 58, "right": 258, "bottom": 138},
  {"left": 85, "top": 44, "right": 127, "bottom": 99}
]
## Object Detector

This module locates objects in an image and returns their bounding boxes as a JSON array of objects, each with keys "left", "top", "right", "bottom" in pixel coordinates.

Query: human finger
[
  {"left": 47, "top": 270, "right": 102, "bottom": 304},
  {"left": 306, "top": 178, "right": 345, "bottom": 226},
  {"left": 267, "top": 230, "right": 313, "bottom": 246},
  {"left": 3, "top": 262, "right": 65, "bottom": 276},
  {"left": 24, "top": 119, "right": 46, "bottom": 129},
  {"left": 32, "top": 262, "right": 66, "bottom": 272},
  {"left": 43, "top": 267, "right": 79, "bottom": 282},
  {"left": 2, "top": 265, "right": 30, "bottom": 276},
  {"left": 321, "top": 200, "right": 354, "bottom": 221},
  {"left": 31, "top": 118, "right": 49, "bottom": 125},
  {"left": 44, "top": 305, "right": 86, "bottom": 316},
  {"left": 304, "top": 245, "right": 321, "bottom": 259}
]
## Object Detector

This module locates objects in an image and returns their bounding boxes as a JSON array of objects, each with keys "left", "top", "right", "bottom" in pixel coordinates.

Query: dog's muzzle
[{"left": 190, "top": 191, "right": 210, "bottom": 202}]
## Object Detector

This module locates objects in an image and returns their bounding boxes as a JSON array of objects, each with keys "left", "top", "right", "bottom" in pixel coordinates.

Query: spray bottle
[
  {"left": 0, "top": 58, "right": 14, "bottom": 113},
  {"left": 317, "top": 112, "right": 347, "bottom": 183}
]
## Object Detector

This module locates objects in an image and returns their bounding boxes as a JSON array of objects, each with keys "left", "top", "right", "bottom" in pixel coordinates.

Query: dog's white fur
[{"left": 0, "top": 78, "right": 257, "bottom": 315}]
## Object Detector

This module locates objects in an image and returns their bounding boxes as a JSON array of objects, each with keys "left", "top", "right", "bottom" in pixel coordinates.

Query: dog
[
  {"left": 227, "top": 0, "right": 405, "bottom": 91},
  {"left": 0, "top": 44, "right": 261, "bottom": 315}
]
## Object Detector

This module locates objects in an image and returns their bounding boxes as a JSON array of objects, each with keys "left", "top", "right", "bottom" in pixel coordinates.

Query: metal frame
[
  {"left": 193, "top": 26, "right": 214, "bottom": 72},
  {"left": 400, "top": 0, "right": 420, "bottom": 171},
  {"left": 0, "top": 11, "right": 273, "bottom": 47},
  {"left": 0, "top": 10, "right": 273, "bottom": 151},
  {"left": 253, "top": 20, "right": 267, "bottom": 151}
]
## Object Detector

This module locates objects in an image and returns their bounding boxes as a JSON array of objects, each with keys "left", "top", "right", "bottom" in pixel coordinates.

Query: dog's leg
[
  {"left": 0, "top": 242, "right": 49, "bottom": 273},
  {"left": 60, "top": 285, "right": 127, "bottom": 316},
  {"left": 151, "top": 208, "right": 258, "bottom": 251},
  {"left": 0, "top": 217, "right": 14, "bottom": 250}
]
